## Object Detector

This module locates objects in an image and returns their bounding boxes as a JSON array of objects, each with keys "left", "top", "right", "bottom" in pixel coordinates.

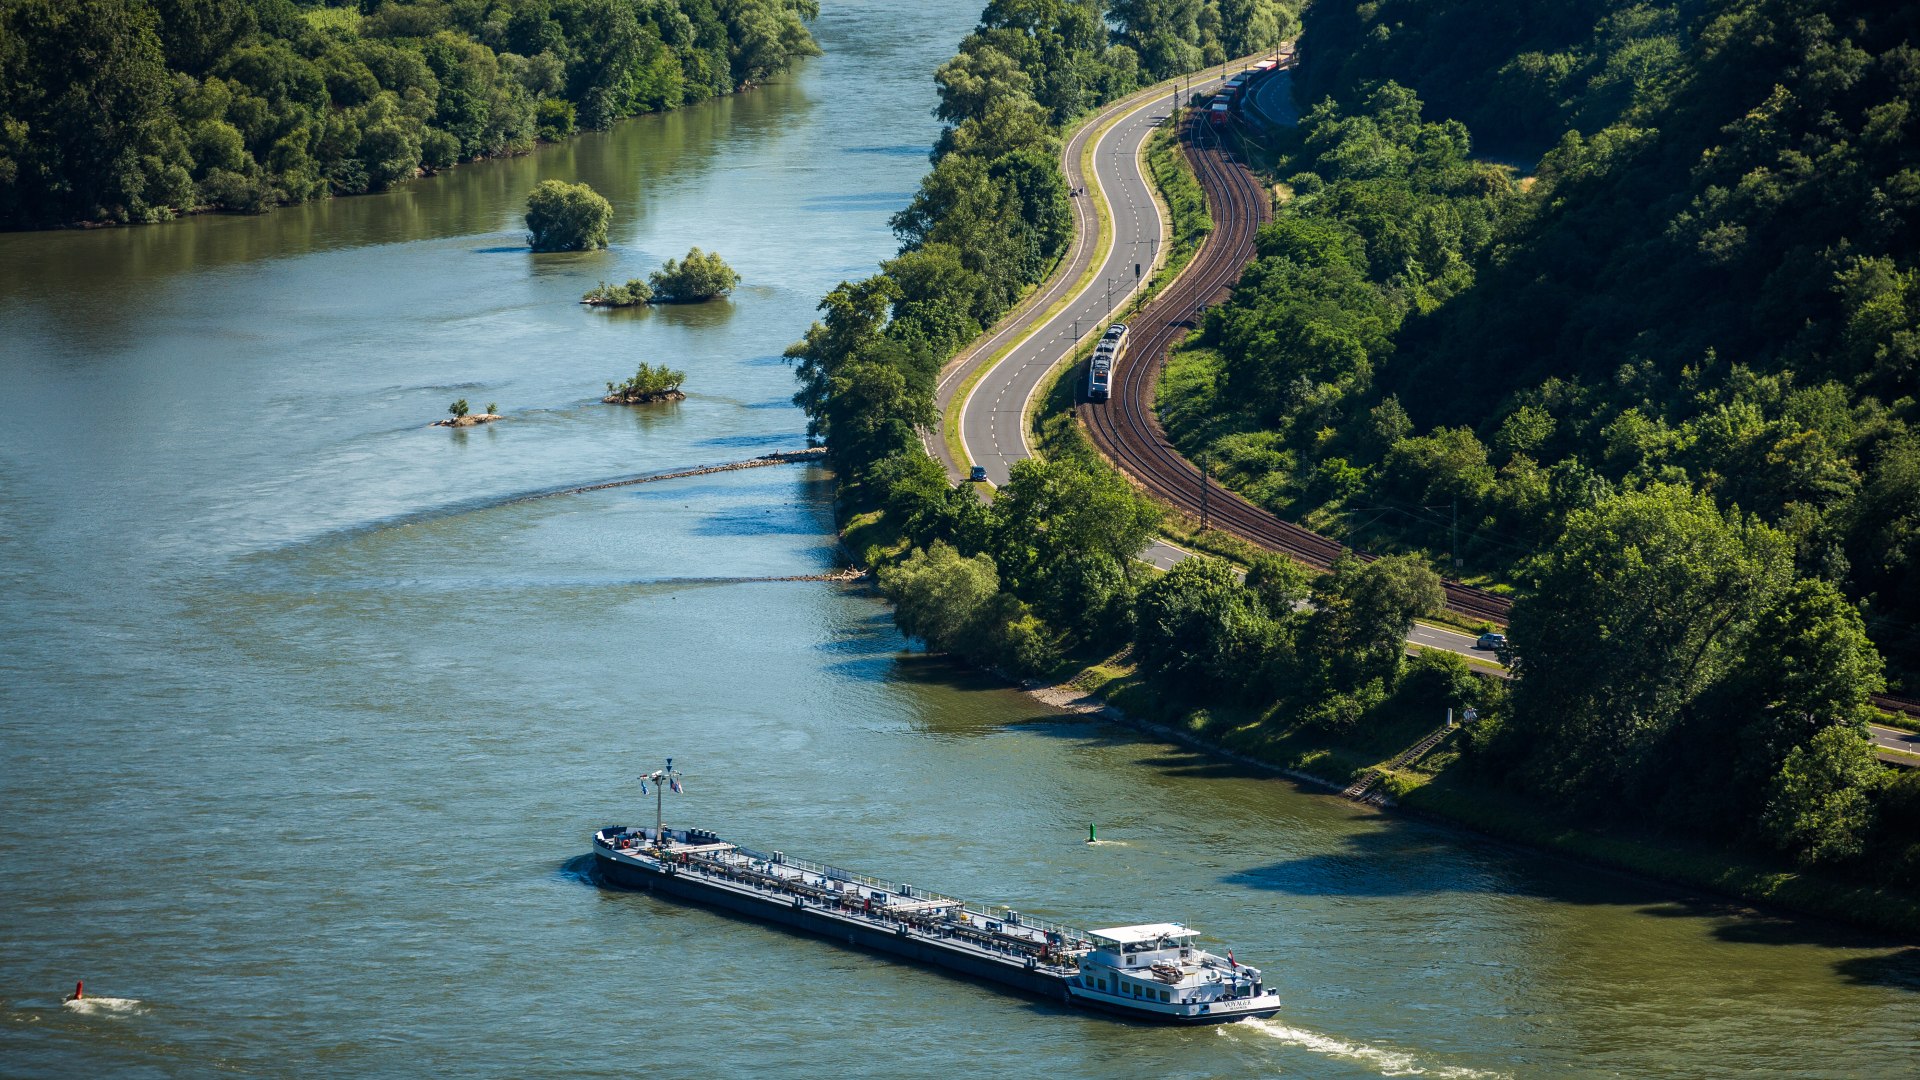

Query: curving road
[
  {"left": 934, "top": 68, "right": 1247, "bottom": 487},
  {"left": 934, "top": 59, "right": 1507, "bottom": 670},
  {"left": 926, "top": 59, "right": 1918, "bottom": 765}
]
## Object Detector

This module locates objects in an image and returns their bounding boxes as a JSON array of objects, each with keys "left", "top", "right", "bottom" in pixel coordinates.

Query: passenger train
[{"left": 1086, "top": 322, "right": 1127, "bottom": 402}]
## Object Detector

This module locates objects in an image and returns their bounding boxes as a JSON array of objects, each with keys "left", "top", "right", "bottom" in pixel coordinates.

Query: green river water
[{"left": 2, "top": 3, "right": 1917, "bottom": 1075}]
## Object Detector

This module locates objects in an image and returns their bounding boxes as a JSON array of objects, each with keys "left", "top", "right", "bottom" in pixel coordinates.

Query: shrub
[
  {"left": 421, "top": 129, "right": 460, "bottom": 169},
  {"left": 536, "top": 98, "right": 576, "bottom": 142},
  {"left": 449, "top": 398, "right": 469, "bottom": 418},
  {"left": 583, "top": 278, "right": 653, "bottom": 306},
  {"left": 606, "top": 362, "right": 686, "bottom": 399},
  {"left": 199, "top": 169, "right": 274, "bottom": 213},
  {"left": 525, "top": 179, "right": 611, "bottom": 251},
  {"left": 650, "top": 247, "right": 740, "bottom": 301}
]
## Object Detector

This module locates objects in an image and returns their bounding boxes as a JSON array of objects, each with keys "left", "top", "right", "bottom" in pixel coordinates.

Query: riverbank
[
  {"left": 1027, "top": 643, "right": 1920, "bottom": 939},
  {"left": 832, "top": 115, "right": 1920, "bottom": 948}
]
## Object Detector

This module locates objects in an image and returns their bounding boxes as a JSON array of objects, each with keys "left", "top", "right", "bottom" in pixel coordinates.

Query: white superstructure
[{"left": 1068, "top": 923, "right": 1280, "bottom": 1021}]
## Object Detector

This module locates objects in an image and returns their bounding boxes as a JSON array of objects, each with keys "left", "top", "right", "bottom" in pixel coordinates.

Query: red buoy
[{"left": 68, "top": 980, "right": 83, "bottom": 1002}]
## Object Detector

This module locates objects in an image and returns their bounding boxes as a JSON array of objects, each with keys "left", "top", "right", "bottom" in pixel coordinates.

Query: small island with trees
[
  {"left": 526, "top": 180, "right": 611, "bottom": 252},
  {"left": 433, "top": 399, "right": 502, "bottom": 427},
  {"left": 604, "top": 363, "right": 687, "bottom": 404},
  {"left": 582, "top": 248, "right": 740, "bottom": 306}
]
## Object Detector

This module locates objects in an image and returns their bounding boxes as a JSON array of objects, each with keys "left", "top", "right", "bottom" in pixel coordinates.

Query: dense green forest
[
  {"left": 1158, "top": 0, "right": 1920, "bottom": 886},
  {"left": 0, "top": 0, "right": 819, "bottom": 226},
  {"left": 1295, "top": 0, "right": 1701, "bottom": 154},
  {"left": 787, "top": 0, "right": 1296, "bottom": 676}
]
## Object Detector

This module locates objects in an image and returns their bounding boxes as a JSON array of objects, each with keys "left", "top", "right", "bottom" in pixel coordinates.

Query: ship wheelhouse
[{"left": 1069, "top": 923, "right": 1277, "bottom": 1021}]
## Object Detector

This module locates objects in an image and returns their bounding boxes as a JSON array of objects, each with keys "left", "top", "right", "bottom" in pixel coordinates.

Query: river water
[{"left": 2, "top": 4, "right": 1917, "bottom": 1076}]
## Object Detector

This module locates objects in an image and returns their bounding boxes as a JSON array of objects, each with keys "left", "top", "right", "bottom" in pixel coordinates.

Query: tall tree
[{"left": 1505, "top": 485, "right": 1794, "bottom": 805}]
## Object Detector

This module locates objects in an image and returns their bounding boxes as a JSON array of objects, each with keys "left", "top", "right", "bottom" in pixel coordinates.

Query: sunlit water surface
[{"left": 3, "top": 4, "right": 1918, "bottom": 1075}]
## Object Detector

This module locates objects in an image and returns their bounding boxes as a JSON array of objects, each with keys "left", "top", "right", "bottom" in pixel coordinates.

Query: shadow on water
[
  {"left": 1223, "top": 825, "right": 1503, "bottom": 899},
  {"left": 649, "top": 299, "right": 736, "bottom": 330},
  {"left": 699, "top": 431, "right": 801, "bottom": 450},
  {"left": 1835, "top": 948, "right": 1920, "bottom": 991},
  {"left": 883, "top": 652, "right": 1021, "bottom": 694},
  {"left": 1636, "top": 898, "right": 1920, "bottom": 953},
  {"left": 1127, "top": 750, "right": 1271, "bottom": 783}
]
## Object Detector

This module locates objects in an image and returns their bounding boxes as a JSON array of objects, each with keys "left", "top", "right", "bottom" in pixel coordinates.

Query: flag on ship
[
  {"left": 670, "top": 777, "right": 683, "bottom": 794},
  {"left": 640, "top": 780, "right": 649, "bottom": 795}
]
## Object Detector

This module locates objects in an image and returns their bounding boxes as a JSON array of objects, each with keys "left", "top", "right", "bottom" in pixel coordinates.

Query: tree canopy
[
  {"left": 649, "top": 247, "right": 740, "bottom": 302},
  {"left": 525, "top": 178, "right": 610, "bottom": 251},
  {"left": 0, "top": 0, "right": 820, "bottom": 226}
]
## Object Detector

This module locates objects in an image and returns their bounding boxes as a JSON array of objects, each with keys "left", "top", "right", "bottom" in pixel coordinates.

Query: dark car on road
[{"left": 969, "top": 465, "right": 987, "bottom": 482}]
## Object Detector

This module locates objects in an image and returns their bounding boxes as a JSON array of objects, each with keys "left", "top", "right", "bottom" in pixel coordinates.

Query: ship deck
[{"left": 595, "top": 827, "right": 1086, "bottom": 981}]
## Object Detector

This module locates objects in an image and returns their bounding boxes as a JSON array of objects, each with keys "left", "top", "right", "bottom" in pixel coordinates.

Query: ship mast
[{"left": 641, "top": 757, "right": 682, "bottom": 840}]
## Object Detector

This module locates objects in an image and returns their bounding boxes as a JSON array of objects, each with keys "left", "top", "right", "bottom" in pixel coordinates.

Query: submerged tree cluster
[
  {"left": 581, "top": 246, "right": 740, "bottom": 302},
  {"left": 604, "top": 361, "right": 685, "bottom": 403},
  {"left": 0, "top": 0, "right": 820, "bottom": 226}
]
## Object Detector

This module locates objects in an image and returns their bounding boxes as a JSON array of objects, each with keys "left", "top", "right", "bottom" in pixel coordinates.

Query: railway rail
[
  {"left": 1078, "top": 85, "right": 1920, "bottom": 712},
  {"left": 1080, "top": 91, "right": 1513, "bottom": 627}
]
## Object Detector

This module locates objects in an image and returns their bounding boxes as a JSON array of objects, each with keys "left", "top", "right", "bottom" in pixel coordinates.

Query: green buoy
[{"left": 1087, "top": 823, "right": 1096, "bottom": 844}]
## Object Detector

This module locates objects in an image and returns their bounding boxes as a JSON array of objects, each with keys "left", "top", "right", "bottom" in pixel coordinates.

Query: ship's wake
[
  {"left": 1225, "top": 1017, "right": 1505, "bottom": 1079},
  {"left": 62, "top": 996, "right": 145, "bottom": 1017}
]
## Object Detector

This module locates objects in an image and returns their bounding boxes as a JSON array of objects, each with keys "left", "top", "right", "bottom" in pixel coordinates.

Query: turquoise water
[{"left": 2, "top": 4, "right": 1917, "bottom": 1075}]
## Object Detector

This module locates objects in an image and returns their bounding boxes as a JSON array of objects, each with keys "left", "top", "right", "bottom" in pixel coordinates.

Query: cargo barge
[{"left": 590, "top": 771, "right": 1280, "bottom": 1024}]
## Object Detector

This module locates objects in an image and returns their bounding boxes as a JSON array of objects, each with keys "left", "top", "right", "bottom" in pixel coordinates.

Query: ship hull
[
  {"left": 1068, "top": 990, "right": 1281, "bottom": 1025},
  {"left": 592, "top": 850, "right": 1069, "bottom": 1001}
]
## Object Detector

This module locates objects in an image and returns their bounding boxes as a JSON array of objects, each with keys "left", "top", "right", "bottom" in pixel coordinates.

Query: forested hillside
[
  {"left": 1175, "top": 0, "right": 1920, "bottom": 682},
  {"left": 1295, "top": 0, "right": 1699, "bottom": 153},
  {"left": 1157, "top": 0, "right": 1920, "bottom": 884},
  {"left": 0, "top": 0, "right": 819, "bottom": 226}
]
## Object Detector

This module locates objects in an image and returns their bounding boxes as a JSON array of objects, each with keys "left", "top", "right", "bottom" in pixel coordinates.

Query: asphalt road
[
  {"left": 940, "top": 71, "right": 1240, "bottom": 487},
  {"left": 931, "top": 65, "right": 1918, "bottom": 768},
  {"left": 1245, "top": 58, "right": 1299, "bottom": 128},
  {"left": 934, "top": 60, "right": 1510, "bottom": 678},
  {"left": 1874, "top": 724, "right": 1920, "bottom": 758}
]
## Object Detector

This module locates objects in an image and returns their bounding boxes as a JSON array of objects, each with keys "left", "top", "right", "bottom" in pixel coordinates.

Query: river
[{"left": 2, "top": 4, "right": 1917, "bottom": 1076}]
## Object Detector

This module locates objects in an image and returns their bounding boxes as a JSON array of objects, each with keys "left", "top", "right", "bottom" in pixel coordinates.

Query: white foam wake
[
  {"left": 62, "top": 996, "right": 145, "bottom": 1017},
  {"left": 1227, "top": 1017, "right": 1505, "bottom": 1079}
]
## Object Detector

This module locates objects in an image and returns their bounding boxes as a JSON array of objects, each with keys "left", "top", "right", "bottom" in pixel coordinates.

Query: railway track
[
  {"left": 1877, "top": 693, "right": 1920, "bottom": 719},
  {"left": 1081, "top": 96, "right": 1514, "bottom": 627}
]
